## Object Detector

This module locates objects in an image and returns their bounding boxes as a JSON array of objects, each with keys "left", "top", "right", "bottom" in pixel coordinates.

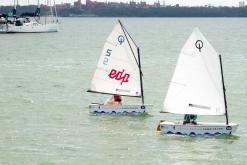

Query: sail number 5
[
  {"left": 103, "top": 49, "right": 112, "bottom": 65},
  {"left": 108, "top": 69, "right": 130, "bottom": 85}
]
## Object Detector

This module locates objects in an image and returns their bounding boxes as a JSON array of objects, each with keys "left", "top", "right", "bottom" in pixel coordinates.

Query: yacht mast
[{"left": 54, "top": 0, "right": 58, "bottom": 22}]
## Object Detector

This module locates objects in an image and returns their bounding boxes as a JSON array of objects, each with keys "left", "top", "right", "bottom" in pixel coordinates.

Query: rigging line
[
  {"left": 121, "top": 23, "right": 138, "bottom": 48},
  {"left": 119, "top": 21, "right": 139, "bottom": 66},
  {"left": 118, "top": 20, "right": 142, "bottom": 75},
  {"left": 34, "top": 17, "right": 39, "bottom": 24}
]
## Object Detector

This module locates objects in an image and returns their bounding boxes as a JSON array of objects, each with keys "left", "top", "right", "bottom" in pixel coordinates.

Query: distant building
[
  {"left": 154, "top": 1, "right": 161, "bottom": 8},
  {"left": 162, "top": 0, "right": 166, "bottom": 7},
  {"left": 55, "top": 4, "right": 65, "bottom": 9},
  {"left": 86, "top": 0, "right": 106, "bottom": 8},
  {"left": 85, "top": 0, "right": 91, "bottom": 6},
  {"left": 138, "top": 1, "right": 147, "bottom": 8},
  {"left": 83, "top": 0, "right": 156, "bottom": 9},
  {"left": 129, "top": 1, "right": 137, "bottom": 8},
  {"left": 108, "top": 2, "right": 121, "bottom": 8},
  {"left": 74, "top": 0, "right": 82, "bottom": 8},
  {"left": 119, "top": 2, "right": 130, "bottom": 8},
  {"left": 239, "top": 1, "right": 245, "bottom": 7},
  {"left": 41, "top": 4, "right": 51, "bottom": 10},
  {"left": 64, "top": 3, "right": 72, "bottom": 8}
]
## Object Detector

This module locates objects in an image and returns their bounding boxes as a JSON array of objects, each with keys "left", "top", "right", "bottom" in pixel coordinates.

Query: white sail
[
  {"left": 89, "top": 22, "right": 141, "bottom": 97},
  {"left": 163, "top": 28, "right": 225, "bottom": 115}
]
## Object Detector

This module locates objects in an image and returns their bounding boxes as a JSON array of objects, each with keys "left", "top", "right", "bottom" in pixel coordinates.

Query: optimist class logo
[
  {"left": 108, "top": 69, "right": 130, "bottom": 85},
  {"left": 118, "top": 35, "right": 125, "bottom": 45}
]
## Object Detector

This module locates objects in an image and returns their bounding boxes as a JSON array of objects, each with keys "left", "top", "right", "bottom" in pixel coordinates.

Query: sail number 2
[
  {"left": 108, "top": 69, "right": 130, "bottom": 85},
  {"left": 103, "top": 49, "right": 112, "bottom": 65}
]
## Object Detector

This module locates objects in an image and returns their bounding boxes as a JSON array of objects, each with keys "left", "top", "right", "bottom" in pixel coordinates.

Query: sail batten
[
  {"left": 89, "top": 21, "right": 141, "bottom": 97},
  {"left": 87, "top": 90, "right": 142, "bottom": 98},
  {"left": 163, "top": 28, "right": 225, "bottom": 116}
]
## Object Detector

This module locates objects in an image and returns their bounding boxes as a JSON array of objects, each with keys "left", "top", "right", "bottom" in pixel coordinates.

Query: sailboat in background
[
  {"left": 87, "top": 20, "right": 151, "bottom": 115},
  {"left": 158, "top": 28, "right": 238, "bottom": 136},
  {"left": 0, "top": 15, "right": 8, "bottom": 33},
  {"left": 3, "top": 0, "right": 58, "bottom": 33}
]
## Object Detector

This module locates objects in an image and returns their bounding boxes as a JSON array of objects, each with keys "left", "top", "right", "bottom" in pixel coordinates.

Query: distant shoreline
[
  {"left": 1, "top": 5, "right": 247, "bottom": 17},
  {"left": 60, "top": 15, "right": 247, "bottom": 18}
]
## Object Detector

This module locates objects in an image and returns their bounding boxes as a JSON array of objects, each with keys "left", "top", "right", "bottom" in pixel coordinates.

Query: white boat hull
[
  {"left": 0, "top": 24, "right": 7, "bottom": 33},
  {"left": 159, "top": 121, "right": 238, "bottom": 136},
  {"left": 7, "top": 22, "right": 58, "bottom": 33},
  {"left": 89, "top": 104, "right": 151, "bottom": 115}
]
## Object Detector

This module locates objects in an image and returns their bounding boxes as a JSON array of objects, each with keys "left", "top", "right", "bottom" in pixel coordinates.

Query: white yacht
[{"left": 1, "top": 0, "right": 59, "bottom": 33}]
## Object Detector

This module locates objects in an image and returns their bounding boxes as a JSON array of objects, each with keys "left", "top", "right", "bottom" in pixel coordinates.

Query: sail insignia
[{"left": 195, "top": 40, "right": 203, "bottom": 52}]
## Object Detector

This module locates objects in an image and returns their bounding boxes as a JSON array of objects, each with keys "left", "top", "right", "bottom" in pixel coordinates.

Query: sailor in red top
[
  {"left": 104, "top": 94, "right": 122, "bottom": 105},
  {"left": 114, "top": 95, "right": 122, "bottom": 103}
]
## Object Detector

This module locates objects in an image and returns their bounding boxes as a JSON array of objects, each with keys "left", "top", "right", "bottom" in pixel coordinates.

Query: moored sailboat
[
  {"left": 0, "top": 15, "right": 7, "bottom": 33},
  {"left": 87, "top": 20, "right": 151, "bottom": 115},
  {"left": 158, "top": 28, "right": 238, "bottom": 136},
  {"left": 3, "top": 0, "right": 58, "bottom": 33}
]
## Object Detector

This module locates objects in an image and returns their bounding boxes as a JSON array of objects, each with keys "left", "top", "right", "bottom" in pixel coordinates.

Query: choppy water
[{"left": 0, "top": 18, "right": 247, "bottom": 165}]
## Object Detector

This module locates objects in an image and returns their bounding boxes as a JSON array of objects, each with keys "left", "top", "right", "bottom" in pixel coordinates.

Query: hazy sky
[{"left": 1, "top": 0, "right": 246, "bottom": 7}]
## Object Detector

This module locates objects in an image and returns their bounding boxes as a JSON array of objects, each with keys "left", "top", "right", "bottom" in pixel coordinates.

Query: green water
[{"left": 0, "top": 18, "right": 247, "bottom": 165}]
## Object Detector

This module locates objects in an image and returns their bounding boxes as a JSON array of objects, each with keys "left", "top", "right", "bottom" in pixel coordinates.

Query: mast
[
  {"left": 45, "top": 0, "right": 48, "bottom": 25},
  {"left": 13, "top": 0, "right": 17, "bottom": 20},
  {"left": 219, "top": 54, "right": 229, "bottom": 125},
  {"left": 118, "top": 20, "right": 139, "bottom": 68},
  {"left": 137, "top": 48, "right": 144, "bottom": 104},
  {"left": 118, "top": 20, "right": 144, "bottom": 104},
  {"left": 37, "top": 0, "right": 41, "bottom": 20},
  {"left": 54, "top": 0, "right": 58, "bottom": 22},
  {"left": 49, "top": 0, "right": 54, "bottom": 20}
]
